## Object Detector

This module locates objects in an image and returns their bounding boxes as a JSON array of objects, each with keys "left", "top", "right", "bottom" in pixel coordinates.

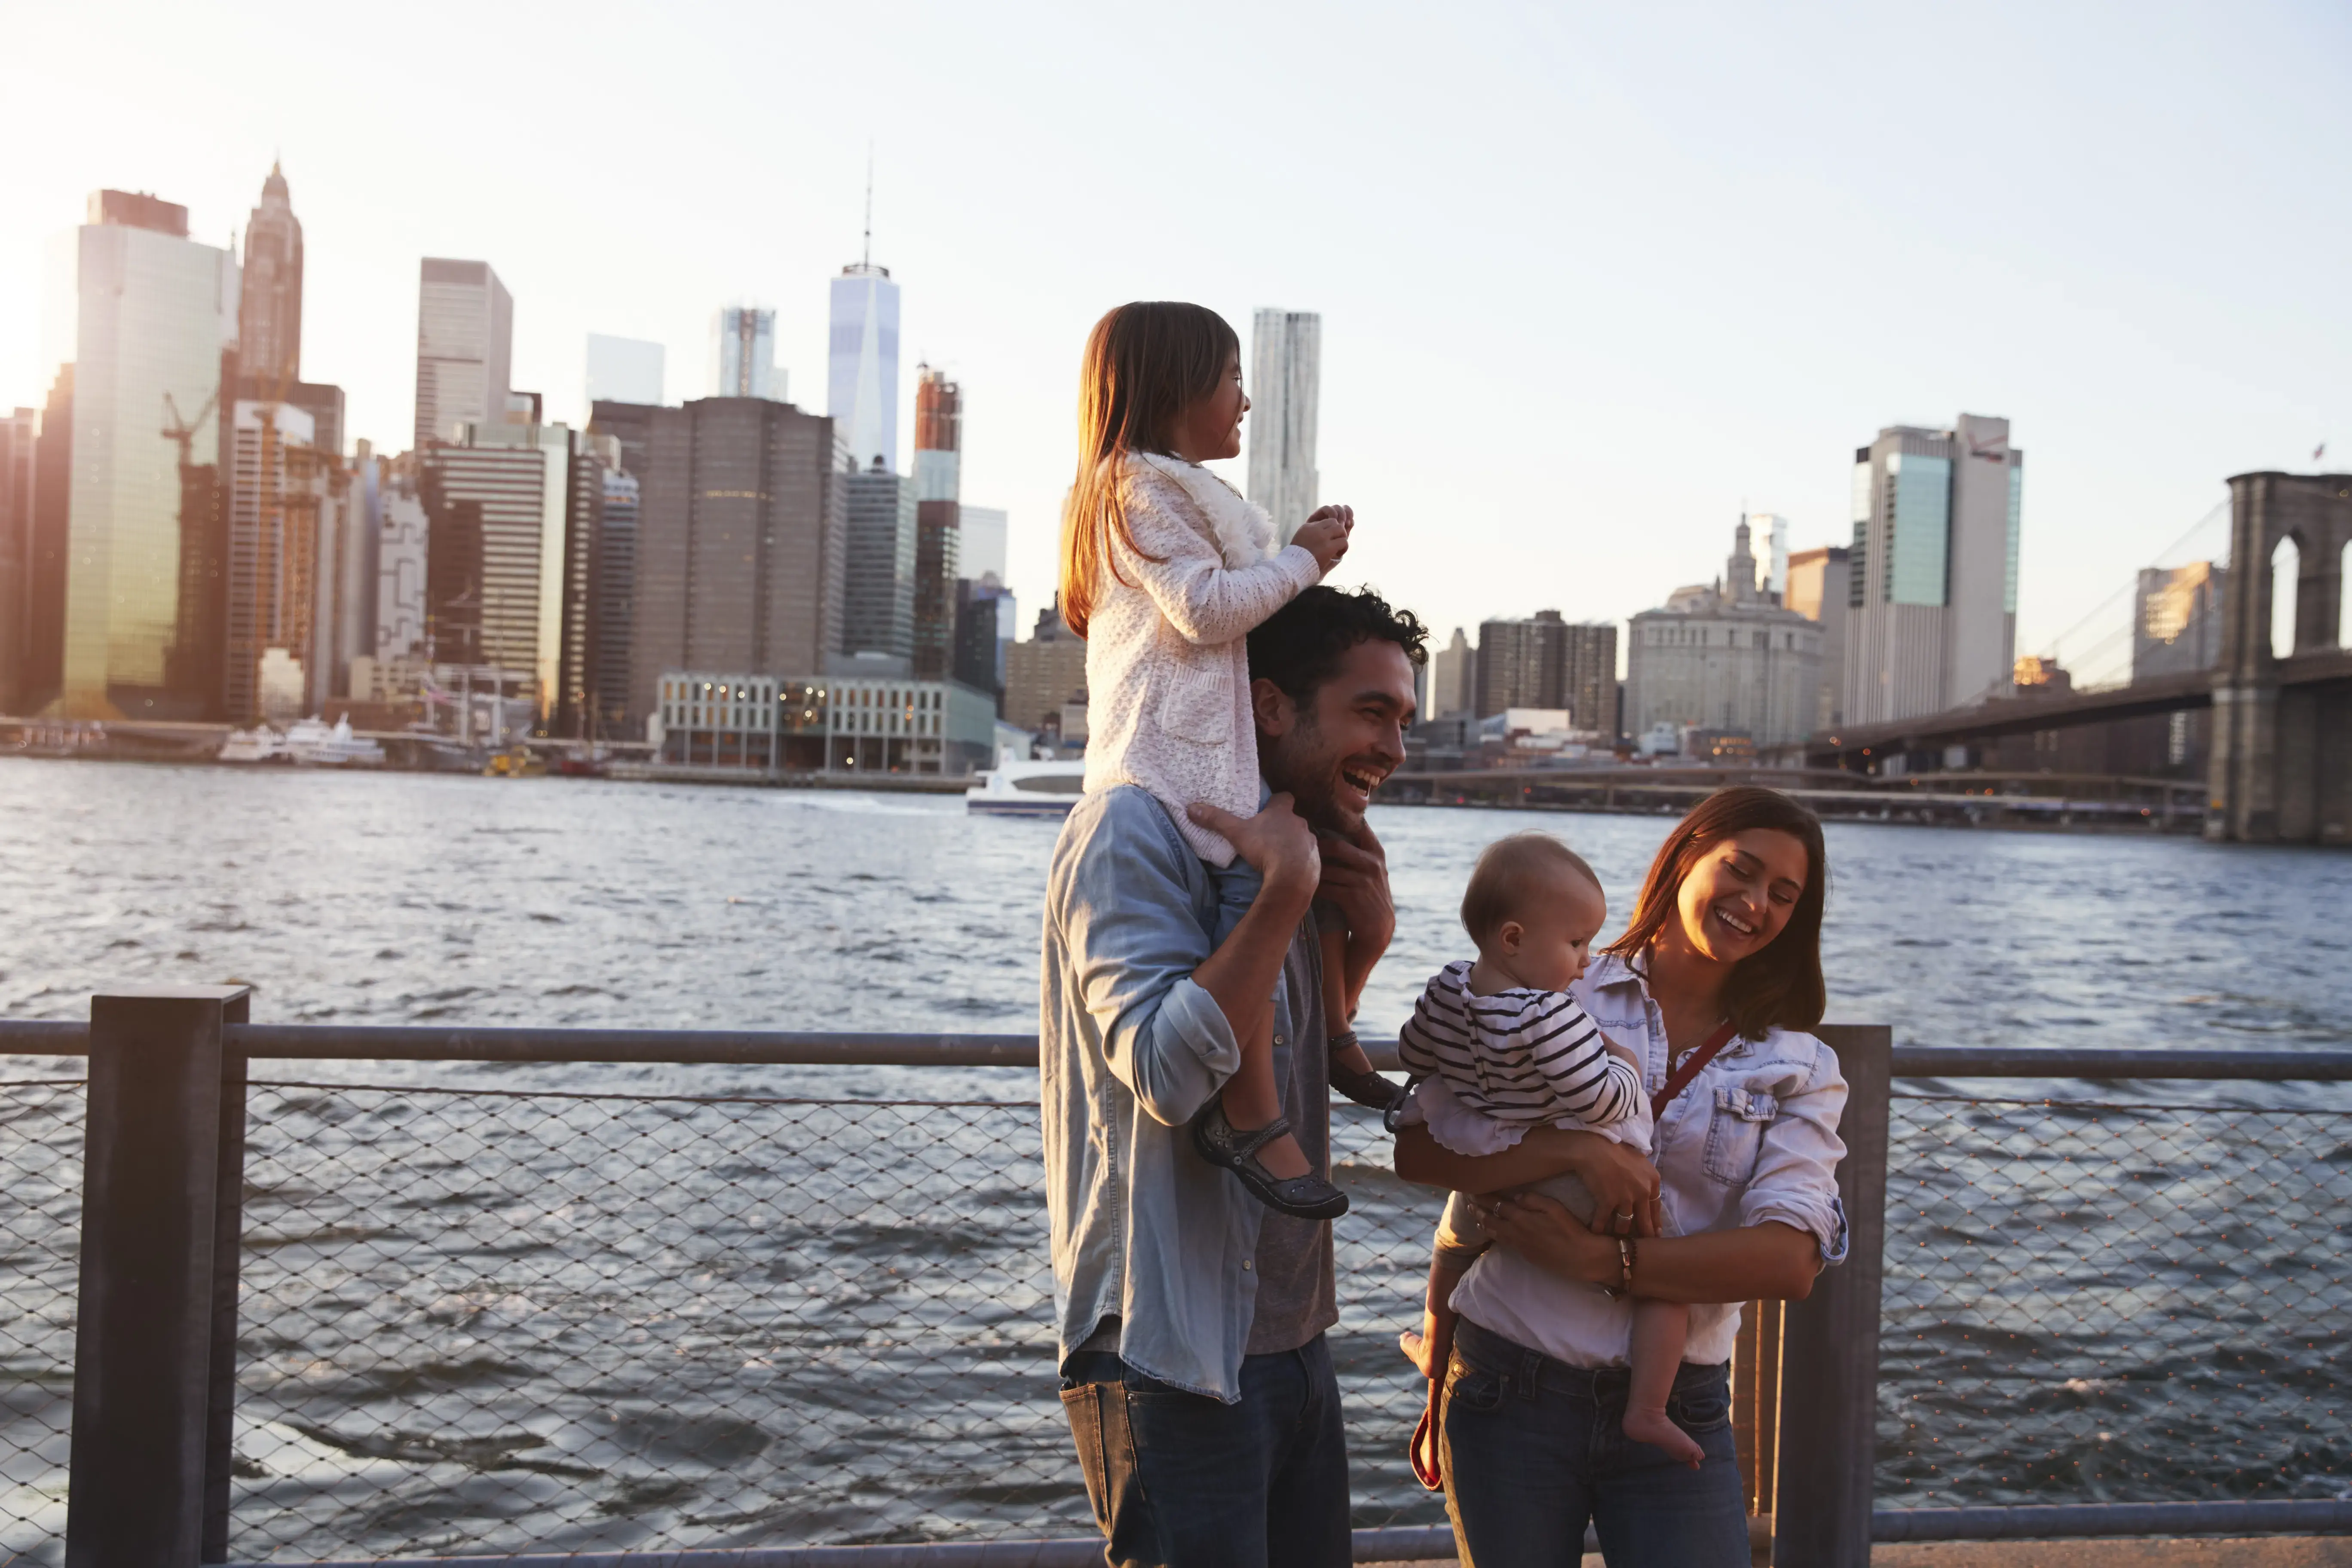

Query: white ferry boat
[
  {"left": 285, "top": 715, "right": 387, "bottom": 768},
  {"left": 217, "top": 726, "right": 286, "bottom": 763},
  {"left": 965, "top": 757, "right": 1086, "bottom": 818}
]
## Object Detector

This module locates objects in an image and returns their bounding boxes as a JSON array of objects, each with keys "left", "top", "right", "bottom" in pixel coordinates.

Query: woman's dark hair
[
  {"left": 1246, "top": 585, "right": 1429, "bottom": 708},
  {"left": 1058, "top": 302, "right": 1240, "bottom": 637},
  {"left": 1603, "top": 785, "right": 1828, "bottom": 1038}
]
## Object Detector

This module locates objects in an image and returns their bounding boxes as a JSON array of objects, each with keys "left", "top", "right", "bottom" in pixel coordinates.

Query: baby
[
  {"left": 1397, "top": 832, "right": 1703, "bottom": 1469},
  {"left": 1062, "top": 301, "right": 1392, "bottom": 1222}
]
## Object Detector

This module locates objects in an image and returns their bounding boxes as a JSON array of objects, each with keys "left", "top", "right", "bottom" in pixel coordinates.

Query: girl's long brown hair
[
  {"left": 1057, "top": 302, "right": 1239, "bottom": 638},
  {"left": 1603, "top": 785, "right": 1828, "bottom": 1039}
]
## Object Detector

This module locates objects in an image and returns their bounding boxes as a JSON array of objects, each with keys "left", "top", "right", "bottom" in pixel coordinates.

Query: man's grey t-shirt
[{"left": 1243, "top": 912, "right": 1339, "bottom": 1354}]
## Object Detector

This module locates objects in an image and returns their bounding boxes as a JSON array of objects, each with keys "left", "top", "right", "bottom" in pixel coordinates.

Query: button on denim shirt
[
  {"left": 1430, "top": 951, "right": 1851, "bottom": 1369},
  {"left": 1040, "top": 785, "right": 1314, "bottom": 1403}
]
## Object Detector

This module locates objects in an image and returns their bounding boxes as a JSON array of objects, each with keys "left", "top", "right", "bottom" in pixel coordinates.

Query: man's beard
[{"left": 1262, "top": 710, "right": 1355, "bottom": 835}]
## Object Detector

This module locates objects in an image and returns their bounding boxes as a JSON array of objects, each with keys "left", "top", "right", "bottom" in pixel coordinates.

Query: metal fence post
[
  {"left": 1773, "top": 1023, "right": 1891, "bottom": 1568},
  {"left": 64, "top": 986, "right": 251, "bottom": 1568}
]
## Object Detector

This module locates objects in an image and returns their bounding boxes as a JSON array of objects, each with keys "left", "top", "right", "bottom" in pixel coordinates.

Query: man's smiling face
[{"left": 1253, "top": 637, "right": 1418, "bottom": 836}]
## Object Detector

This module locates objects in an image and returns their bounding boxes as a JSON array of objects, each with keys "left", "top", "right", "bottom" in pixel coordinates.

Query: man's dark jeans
[
  {"left": 1440, "top": 1317, "right": 1750, "bottom": 1568},
  {"left": 1059, "top": 1334, "right": 1350, "bottom": 1568}
]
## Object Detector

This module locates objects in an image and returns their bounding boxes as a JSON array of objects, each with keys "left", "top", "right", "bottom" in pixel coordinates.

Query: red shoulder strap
[{"left": 1651, "top": 1020, "right": 1740, "bottom": 1120}]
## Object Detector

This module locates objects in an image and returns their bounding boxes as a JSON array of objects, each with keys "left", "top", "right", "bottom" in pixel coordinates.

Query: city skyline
[{"left": 3, "top": 4, "right": 2347, "bottom": 671}]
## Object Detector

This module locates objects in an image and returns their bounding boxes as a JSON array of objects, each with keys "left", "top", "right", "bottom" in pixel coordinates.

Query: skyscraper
[
  {"left": 909, "top": 366, "right": 961, "bottom": 680},
  {"left": 710, "top": 308, "right": 781, "bottom": 401},
  {"left": 1470, "top": 609, "right": 1613, "bottom": 733},
  {"left": 1785, "top": 545, "right": 1851, "bottom": 732},
  {"left": 413, "top": 259, "right": 513, "bottom": 448},
  {"left": 841, "top": 458, "right": 916, "bottom": 662},
  {"left": 22, "top": 368, "right": 74, "bottom": 713},
  {"left": 238, "top": 163, "right": 303, "bottom": 392},
  {"left": 224, "top": 400, "right": 320, "bottom": 720},
  {"left": 829, "top": 258, "right": 899, "bottom": 472},
  {"left": 586, "top": 335, "right": 664, "bottom": 408},
  {"left": 959, "top": 505, "right": 1008, "bottom": 582},
  {"left": 1247, "top": 309, "right": 1320, "bottom": 542},
  {"left": 1749, "top": 513, "right": 1790, "bottom": 599},
  {"left": 629, "top": 396, "right": 845, "bottom": 728},
  {"left": 1427, "top": 628, "right": 1475, "bottom": 720},
  {"left": 420, "top": 420, "right": 575, "bottom": 713},
  {"left": 913, "top": 364, "right": 959, "bottom": 502},
  {"left": 1842, "top": 414, "right": 2024, "bottom": 725},
  {"left": 0, "top": 407, "right": 36, "bottom": 712},
  {"left": 55, "top": 190, "right": 239, "bottom": 718}
]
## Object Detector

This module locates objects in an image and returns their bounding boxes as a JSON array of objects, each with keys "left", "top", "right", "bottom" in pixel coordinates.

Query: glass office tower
[
  {"left": 828, "top": 263, "right": 899, "bottom": 473},
  {"left": 58, "top": 194, "right": 238, "bottom": 718}
]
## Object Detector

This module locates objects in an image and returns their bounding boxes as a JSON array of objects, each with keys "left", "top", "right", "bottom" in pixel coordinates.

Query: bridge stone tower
[{"left": 2207, "top": 471, "right": 2352, "bottom": 843}]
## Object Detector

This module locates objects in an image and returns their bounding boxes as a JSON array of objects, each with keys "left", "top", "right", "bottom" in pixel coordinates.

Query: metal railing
[{"left": 2, "top": 998, "right": 2348, "bottom": 1567}]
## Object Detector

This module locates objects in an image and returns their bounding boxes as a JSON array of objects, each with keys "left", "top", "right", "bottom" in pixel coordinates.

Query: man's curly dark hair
[{"left": 1246, "top": 585, "right": 1429, "bottom": 709}]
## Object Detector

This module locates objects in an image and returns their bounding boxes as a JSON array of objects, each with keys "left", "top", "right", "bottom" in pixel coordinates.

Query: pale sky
[{"left": 4, "top": 1, "right": 2346, "bottom": 670}]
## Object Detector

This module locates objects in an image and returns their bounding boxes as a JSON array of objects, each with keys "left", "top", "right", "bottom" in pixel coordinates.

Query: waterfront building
[
  {"left": 413, "top": 259, "right": 513, "bottom": 449},
  {"left": 0, "top": 407, "right": 37, "bottom": 711},
  {"left": 1843, "top": 414, "right": 2024, "bottom": 726},
  {"left": 1472, "top": 611, "right": 1616, "bottom": 736},
  {"left": 420, "top": 421, "right": 576, "bottom": 714},
  {"left": 588, "top": 398, "right": 656, "bottom": 482},
  {"left": 1003, "top": 602, "right": 1087, "bottom": 739},
  {"left": 2134, "top": 562, "right": 2226, "bottom": 681},
  {"left": 651, "top": 669, "right": 994, "bottom": 774},
  {"left": 914, "top": 500, "right": 959, "bottom": 681},
  {"left": 842, "top": 459, "right": 916, "bottom": 662},
  {"left": 586, "top": 335, "right": 664, "bottom": 409},
  {"left": 710, "top": 308, "right": 780, "bottom": 401},
  {"left": 629, "top": 397, "right": 845, "bottom": 734},
  {"left": 54, "top": 190, "right": 239, "bottom": 719},
  {"left": 1426, "top": 627, "right": 1474, "bottom": 720},
  {"left": 829, "top": 259, "right": 899, "bottom": 472},
  {"left": 1247, "top": 309, "right": 1320, "bottom": 542},
  {"left": 1626, "top": 518, "right": 1823, "bottom": 747},
  {"left": 1785, "top": 545, "right": 1851, "bottom": 732}
]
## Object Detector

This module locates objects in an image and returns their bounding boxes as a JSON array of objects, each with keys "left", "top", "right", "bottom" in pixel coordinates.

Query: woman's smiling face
[{"left": 1672, "top": 827, "right": 1812, "bottom": 964}]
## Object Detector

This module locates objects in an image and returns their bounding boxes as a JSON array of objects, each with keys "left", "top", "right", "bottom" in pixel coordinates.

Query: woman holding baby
[{"left": 1393, "top": 785, "right": 1850, "bottom": 1568}]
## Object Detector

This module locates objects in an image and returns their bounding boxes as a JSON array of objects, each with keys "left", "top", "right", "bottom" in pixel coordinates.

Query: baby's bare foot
[
  {"left": 1623, "top": 1406, "right": 1704, "bottom": 1470},
  {"left": 1398, "top": 1328, "right": 1437, "bottom": 1379}
]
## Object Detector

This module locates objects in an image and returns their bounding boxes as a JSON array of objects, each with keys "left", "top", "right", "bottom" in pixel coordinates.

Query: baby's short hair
[{"left": 1460, "top": 833, "right": 1604, "bottom": 946}]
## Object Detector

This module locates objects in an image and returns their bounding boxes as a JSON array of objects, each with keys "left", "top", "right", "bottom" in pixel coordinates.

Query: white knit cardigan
[{"left": 1081, "top": 452, "right": 1324, "bottom": 866}]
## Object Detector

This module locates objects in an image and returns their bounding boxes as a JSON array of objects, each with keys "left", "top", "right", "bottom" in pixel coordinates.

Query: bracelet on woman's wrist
[{"left": 1601, "top": 1236, "right": 1632, "bottom": 1298}]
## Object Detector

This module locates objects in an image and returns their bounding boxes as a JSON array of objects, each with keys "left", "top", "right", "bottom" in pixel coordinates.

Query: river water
[{"left": 0, "top": 759, "right": 2346, "bottom": 1559}]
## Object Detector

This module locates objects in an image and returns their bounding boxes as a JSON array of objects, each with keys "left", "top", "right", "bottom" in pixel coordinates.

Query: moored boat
[
  {"left": 965, "top": 757, "right": 1085, "bottom": 817},
  {"left": 284, "top": 715, "right": 387, "bottom": 768},
  {"left": 218, "top": 726, "right": 287, "bottom": 763}
]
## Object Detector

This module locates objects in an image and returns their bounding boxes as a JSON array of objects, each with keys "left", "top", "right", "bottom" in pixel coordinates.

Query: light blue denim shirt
[{"left": 1039, "top": 784, "right": 1317, "bottom": 1403}]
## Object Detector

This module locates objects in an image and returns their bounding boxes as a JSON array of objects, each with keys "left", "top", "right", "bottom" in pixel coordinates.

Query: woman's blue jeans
[{"left": 1439, "top": 1317, "right": 1751, "bottom": 1568}]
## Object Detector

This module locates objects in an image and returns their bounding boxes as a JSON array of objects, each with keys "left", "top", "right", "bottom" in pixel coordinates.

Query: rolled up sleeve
[
  {"left": 1739, "top": 1049, "right": 1851, "bottom": 1266},
  {"left": 1062, "top": 790, "right": 1241, "bottom": 1127}
]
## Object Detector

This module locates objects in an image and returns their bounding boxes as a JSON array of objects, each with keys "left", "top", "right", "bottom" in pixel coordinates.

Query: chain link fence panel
[
  {"left": 1878, "top": 1092, "right": 2352, "bottom": 1509},
  {"left": 228, "top": 1082, "right": 1450, "bottom": 1560},
  {"left": 0, "top": 1079, "right": 86, "bottom": 1568}
]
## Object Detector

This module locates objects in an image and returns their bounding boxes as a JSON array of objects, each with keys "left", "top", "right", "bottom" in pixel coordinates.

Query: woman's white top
[
  {"left": 1403, "top": 951, "right": 1851, "bottom": 1369},
  {"left": 1080, "top": 452, "right": 1323, "bottom": 866}
]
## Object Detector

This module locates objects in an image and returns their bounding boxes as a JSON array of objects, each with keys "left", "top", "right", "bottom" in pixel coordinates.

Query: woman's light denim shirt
[
  {"left": 1038, "top": 784, "right": 1317, "bottom": 1403},
  {"left": 1415, "top": 951, "right": 1850, "bottom": 1369}
]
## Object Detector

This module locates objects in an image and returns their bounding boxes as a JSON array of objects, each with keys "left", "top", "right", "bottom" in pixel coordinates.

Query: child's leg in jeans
[
  {"left": 1620, "top": 1298, "right": 1703, "bottom": 1468},
  {"left": 1403, "top": 1194, "right": 1489, "bottom": 1485},
  {"left": 1210, "top": 856, "right": 1310, "bottom": 1181}
]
